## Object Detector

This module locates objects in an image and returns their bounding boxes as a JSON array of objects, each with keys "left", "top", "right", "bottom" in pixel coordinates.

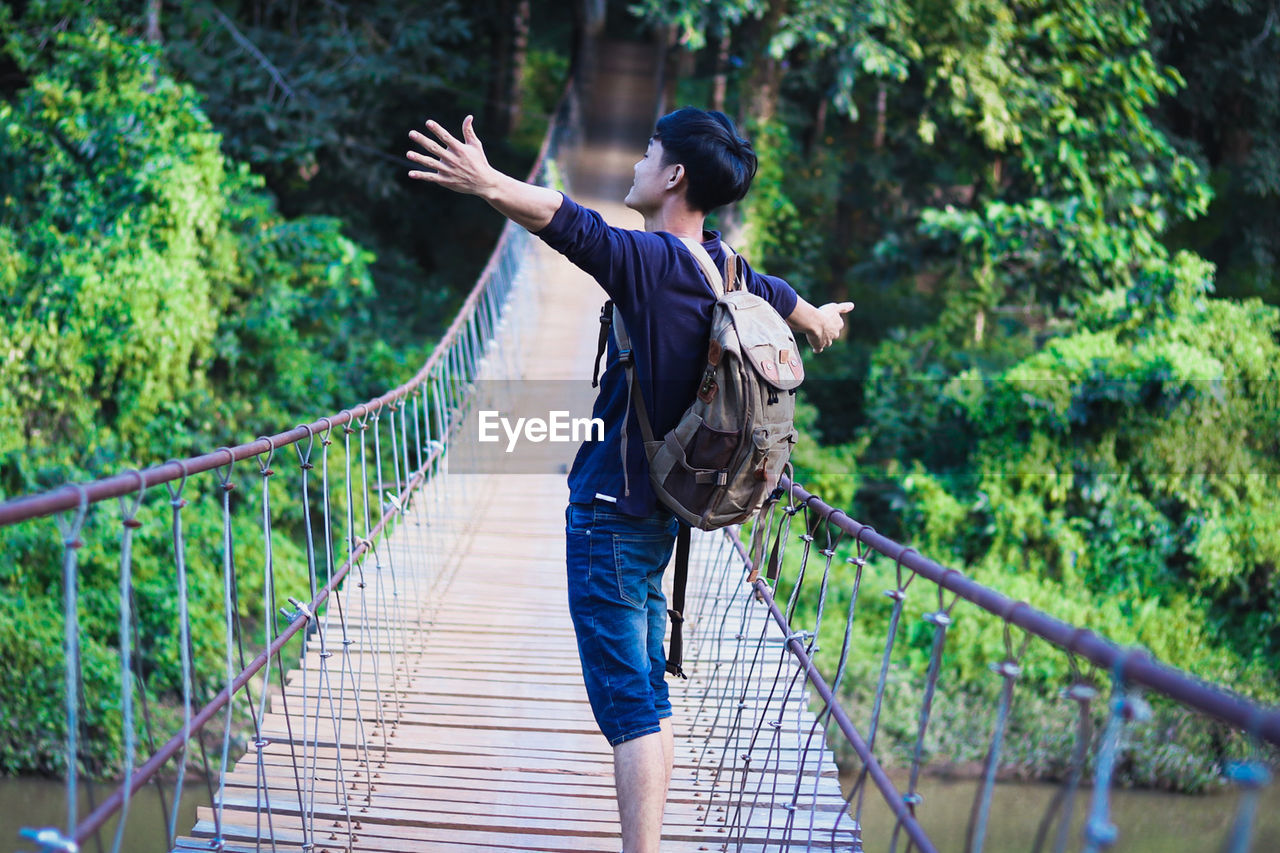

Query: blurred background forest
[{"left": 1, "top": 0, "right": 1277, "bottom": 792}]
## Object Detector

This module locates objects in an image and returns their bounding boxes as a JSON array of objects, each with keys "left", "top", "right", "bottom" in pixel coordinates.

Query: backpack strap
[
  {"left": 611, "top": 305, "right": 656, "bottom": 497},
  {"left": 592, "top": 300, "right": 613, "bottom": 388},
  {"left": 665, "top": 523, "right": 691, "bottom": 679},
  {"left": 677, "top": 237, "right": 741, "bottom": 296}
]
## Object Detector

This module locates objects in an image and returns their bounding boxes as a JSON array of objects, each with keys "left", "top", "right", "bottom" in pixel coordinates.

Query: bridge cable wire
[
  {"left": 215, "top": 452, "right": 237, "bottom": 851},
  {"left": 782, "top": 518, "right": 849, "bottom": 851},
  {"left": 738, "top": 500, "right": 821, "bottom": 847},
  {"left": 1220, "top": 717, "right": 1273, "bottom": 853},
  {"left": 292, "top": 427, "right": 319, "bottom": 853},
  {"left": 164, "top": 461, "right": 194, "bottom": 849},
  {"left": 55, "top": 486, "right": 89, "bottom": 853},
  {"left": 106, "top": 473, "right": 144, "bottom": 853},
  {"left": 892, "top": 579, "right": 958, "bottom": 853},
  {"left": 963, "top": 622, "right": 1032, "bottom": 853},
  {"left": 1029, "top": 653, "right": 1097, "bottom": 853},
  {"left": 252, "top": 439, "right": 281, "bottom": 853}
]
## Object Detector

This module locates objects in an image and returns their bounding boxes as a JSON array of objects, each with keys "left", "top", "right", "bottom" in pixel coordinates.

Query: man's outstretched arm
[{"left": 407, "top": 115, "right": 563, "bottom": 232}]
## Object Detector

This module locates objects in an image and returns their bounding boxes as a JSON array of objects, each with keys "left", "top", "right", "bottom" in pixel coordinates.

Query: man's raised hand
[
  {"left": 407, "top": 115, "right": 498, "bottom": 198},
  {"left": 805, "top": 301, "right": 855, "bottom": 353}
]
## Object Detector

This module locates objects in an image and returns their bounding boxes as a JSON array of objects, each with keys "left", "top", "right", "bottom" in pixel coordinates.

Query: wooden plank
[
  {"left": 182, "top": 818, "right": 851, "bottom": 852},
  {"left": 219, "top": 763, "right": 850, "bottom": 812},
  {"left": 204, "top": 794, "right": 850, "bottom": 844}
]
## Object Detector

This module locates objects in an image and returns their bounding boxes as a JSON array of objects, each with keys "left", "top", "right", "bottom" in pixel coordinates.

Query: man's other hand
[
  {"left": 408, "top": 115, "right": 498, "bottom": 198},
  {"left": 789, "top": 300, "right": 854, "bottom": 353}
]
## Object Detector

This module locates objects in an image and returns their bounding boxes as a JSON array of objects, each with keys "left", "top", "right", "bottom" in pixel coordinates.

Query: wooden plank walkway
[
  {"left": 180, "top": 465, "right": 853, "bottom": 850},
  {"left": 179, "top": 40, "right": 853, "bottom": 853}
]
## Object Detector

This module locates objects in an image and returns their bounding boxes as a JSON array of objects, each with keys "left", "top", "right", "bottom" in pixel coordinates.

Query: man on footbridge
[{"left": 408, "top": 106, "right": 853, "bottom": 853}]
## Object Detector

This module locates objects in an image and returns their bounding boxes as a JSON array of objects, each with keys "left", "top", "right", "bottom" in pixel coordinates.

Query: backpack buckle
[
  {"left": 617, "top": 348, "right": 633, "bottom": 366},
  {"left": 697, "top": 366, "right": 717, "bottom": 402}
]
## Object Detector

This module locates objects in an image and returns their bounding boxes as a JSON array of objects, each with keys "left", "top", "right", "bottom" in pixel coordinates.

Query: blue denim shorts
[{"left": 565, "top": 501, "right": 679, "bottom": 746}]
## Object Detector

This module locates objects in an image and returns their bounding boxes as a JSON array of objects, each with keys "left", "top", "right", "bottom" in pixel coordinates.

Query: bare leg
[
  {"left": 615, "top": 720, "right": 675, "bottom": 853},
  {"left": 660, "top": 716, "right": 674, "bottom": 790}
]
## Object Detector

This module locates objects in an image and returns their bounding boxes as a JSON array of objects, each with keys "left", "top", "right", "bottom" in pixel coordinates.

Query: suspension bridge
[{"left": 3, "top": 40, "right": 1279, "bottom": 853}]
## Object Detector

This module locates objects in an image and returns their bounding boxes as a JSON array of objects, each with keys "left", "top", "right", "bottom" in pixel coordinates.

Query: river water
[
  {"left": 0, "top": 777, "right": 207, "bottom": 853},
  {"left": 1, "top": 771, "right": 1278, "bottom": 851},
  {"left": 849, "top": 770, "right": 1280, "bottom": 852}
]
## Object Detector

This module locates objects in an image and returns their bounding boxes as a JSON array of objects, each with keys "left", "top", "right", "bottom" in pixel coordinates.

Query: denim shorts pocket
[{"left": 611, "top": 532, "right": 673, "bottom": 608}]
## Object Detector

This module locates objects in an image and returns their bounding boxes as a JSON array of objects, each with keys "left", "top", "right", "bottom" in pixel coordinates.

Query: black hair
[{"left": 652, "top": 107, "right": 757, "bottom": 213}]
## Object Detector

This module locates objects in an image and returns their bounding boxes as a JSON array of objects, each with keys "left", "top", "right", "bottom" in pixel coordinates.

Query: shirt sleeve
[{"left": 533, "top": 194, "right": 676, "bottom": 311}]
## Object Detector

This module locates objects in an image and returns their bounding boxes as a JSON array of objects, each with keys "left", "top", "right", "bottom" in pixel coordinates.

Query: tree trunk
[
  {"left": 484, "top": 0, "right": 513, "bottom": 137},
  {"left": 654, "top": 23, "right": 678, "bottom": 123},
  {"left": 146, "top": 0, "right": 161, "bottom": 43},
  {"left": 805, "top": 96, "right": 827, "bottom": 158},
  {"left": 711, "top": 29, "right": 731, "bottom": 113},
  {"left": 570, "top": 0, "right": 605, "bottom": 78},
  {"left": 742, "top": 0, "right": 789, "bottom": 126},
  {"left": 873, "top": 84, "right": 887, "bottom": 149},
  {"left": 507, "top": 0, "right": 531, "bottom": 132},
  {"left": 668, "top": 40, "right": 692, "bottom": 115}
]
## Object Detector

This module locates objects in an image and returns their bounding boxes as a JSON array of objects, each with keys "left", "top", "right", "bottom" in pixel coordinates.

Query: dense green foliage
[
  {"left": 637, "top": 0, "right": 1280, "bottom": 788},
  {"left": 0, "top": 8, "right": 374, "bottom": 774},
  {"left": 0, "top": 0, "right": 566, "bottom": 776}
]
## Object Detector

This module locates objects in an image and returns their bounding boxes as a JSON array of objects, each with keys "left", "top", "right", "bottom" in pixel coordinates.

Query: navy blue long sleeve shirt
[{"left": 535, "top": 194, "right": 799, "bottom": 517}]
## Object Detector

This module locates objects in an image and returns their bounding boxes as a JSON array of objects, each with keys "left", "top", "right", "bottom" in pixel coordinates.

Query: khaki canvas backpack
[{"left": 592, "top": 237, "right": 803, "bottom": 675}]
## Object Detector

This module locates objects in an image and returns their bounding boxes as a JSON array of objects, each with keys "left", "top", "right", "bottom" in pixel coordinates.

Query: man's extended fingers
[
  {"left": 838, "top": 301, "right": 855, "bottom": 313},
  {"left": 424, "top": 119, "right": 461, "bottom": 149},
  {"left": 406, "top": 150, "right": 440, "bottom": 169},
  {"left": 408, "top": 169, "right": 438, "bottom": 182},
  {"left": 409, "top": 130, "right": 447, "bottom": 158}
]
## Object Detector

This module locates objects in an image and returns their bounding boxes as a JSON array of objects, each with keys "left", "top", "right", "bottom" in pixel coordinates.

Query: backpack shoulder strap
[
  {"left": 678, "top": 237, "right": 728, "bottom": 298},
  {"left": 611, "top": 306, "right": 655, "bottom": 443},
  {"left": 610, "top": 305, "right": 656, "bottom": 497}
]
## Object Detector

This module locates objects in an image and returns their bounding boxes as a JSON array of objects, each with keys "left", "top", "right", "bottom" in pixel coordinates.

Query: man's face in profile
[{"left": 624, "top": 138, "right": 672, "bottom": 215}]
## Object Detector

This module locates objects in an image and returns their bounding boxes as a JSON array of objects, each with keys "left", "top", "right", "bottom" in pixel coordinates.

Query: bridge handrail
[
  {"left": 768, "top": 477, "right": 1280, "bottom": 747},
  {"left": 699, "top": 475, "right": 1277, "bottom": 850},
  {"left": 0, "top": 83, "right": 574, "bottom": 529}
]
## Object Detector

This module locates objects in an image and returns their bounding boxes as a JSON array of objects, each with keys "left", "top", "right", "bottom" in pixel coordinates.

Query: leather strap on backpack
[
  {"left": 592, "top": 300, "right": 613, "bottom": 388},
  {"left": 747, "top": 485, "right": 785, "bottom": 583},
  {"left": 666, "top": 523, "right": 692, "bottom": 678}
]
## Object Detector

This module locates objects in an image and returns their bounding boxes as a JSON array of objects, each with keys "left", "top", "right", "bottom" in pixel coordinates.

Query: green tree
[
  {"left": 636, "top": 0, "right": 1280, "bottom": 784},
  {"left": 0, "top": 9, "right": 374, "bottom": 775}
]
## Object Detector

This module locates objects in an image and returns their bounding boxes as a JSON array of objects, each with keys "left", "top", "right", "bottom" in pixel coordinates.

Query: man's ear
[{"left": 667, "top": 163, "right": 685, "bottom": 189}]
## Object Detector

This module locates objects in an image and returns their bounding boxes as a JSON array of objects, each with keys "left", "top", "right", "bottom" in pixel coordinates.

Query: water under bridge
[{"left": 3, "top": 40, "right": 1278, "bottom": 853}]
